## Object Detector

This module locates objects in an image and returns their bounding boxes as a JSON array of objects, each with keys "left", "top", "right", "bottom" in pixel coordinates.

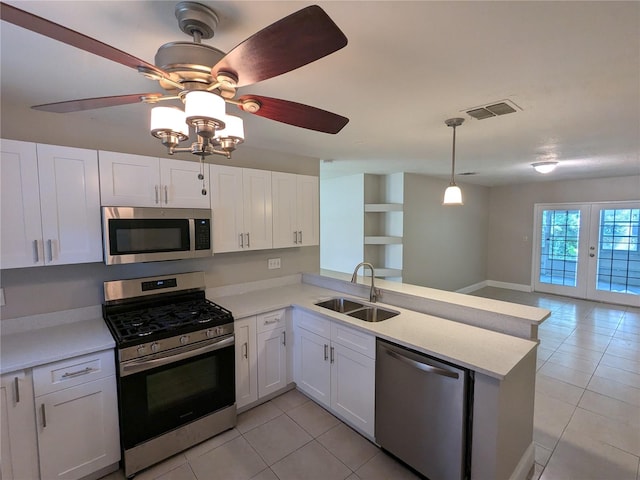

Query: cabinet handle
[
  {"left": 41, "top": 404, "right": 47, "bottom": 428},
  {"left": 239, "top": 233, "right": 244, "bottom": 248},
  {"left": 155, "top": 185, "right": 159, "bottom": 204},
  {"left": 330, "top": 346, "right": 335, "bottom": 364},
  {"left": 282, "top": 331, "right": 286, "bottom": 346},
  {"left": 14, "top": 377, "right": 20, "bottom": 403},
  {"left": 164, "top": 185, "right": 168, "bottom": 204},
  {"left": 47, "top": 239, "right": 54, "bottom": 262},
  {"left": 243, "top": 342, "right": 248, "bottom": 359},
  {"left": 61, "top": 367, "right": 94, "bottom": 378},
  {"left": 264, "top": 318, "right": 279, "bottom": 325},
  {"left": 33, "top": 239, "right": 40, "bottom": 263},
  {"left": 246, "top": 232, "right": 250, "bottom": 247},
  {"left": 298, "top": 231, "right": 303, "bottom": 244},
  {"left": 324, "top": 344, "right": 328, "bottom": 361},
  {"left": 293, "top": 231, "right": 298, "bottom": 244}
]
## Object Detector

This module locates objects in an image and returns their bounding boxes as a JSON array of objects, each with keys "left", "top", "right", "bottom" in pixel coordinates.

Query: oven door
[{"left": 118, "top": 335, "right": 235, "bottom": 450}]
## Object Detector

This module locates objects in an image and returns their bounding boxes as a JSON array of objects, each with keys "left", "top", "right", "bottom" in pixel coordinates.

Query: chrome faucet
[{"left": 351, "top": 262, "right": 381, "bottom": 303}]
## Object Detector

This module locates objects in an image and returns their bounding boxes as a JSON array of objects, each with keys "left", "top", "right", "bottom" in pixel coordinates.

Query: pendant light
[{"left": 443, "top": 117, "right": 465, "bottom": 205}]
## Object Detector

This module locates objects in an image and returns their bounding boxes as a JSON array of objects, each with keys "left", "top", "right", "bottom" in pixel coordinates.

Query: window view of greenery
[
  {"left": 539, "top": 210, "right": 581, "bottom": 286},
  {"left": 600, "top": 209, "right": 639, "bottom": 252}
]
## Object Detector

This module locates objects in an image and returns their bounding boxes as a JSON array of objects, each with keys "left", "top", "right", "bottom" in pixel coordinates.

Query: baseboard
[
  {"left": 509, "top": 442, "right": 535, "bottom": 480},
  {"left": 486, "top": 280, "right": 533, "bottom": 292},
  {"left": 456, "top": 281, "right": 488, "bottom": 294}
]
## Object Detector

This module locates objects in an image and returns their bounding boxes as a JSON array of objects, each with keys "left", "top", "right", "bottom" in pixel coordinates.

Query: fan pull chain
[{"left": 198, "top": 156, "right": 207, "bottom": 195}]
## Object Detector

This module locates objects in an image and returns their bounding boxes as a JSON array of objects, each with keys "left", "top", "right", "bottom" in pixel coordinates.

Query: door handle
[
  {"left": 293, "top": 231, "right": 298, "bottom": 244},
  {"left": 47, "top": 239, "right": 54, "bottom": 262},
  {"left": 164, "top": 185, "right": 168, "bottom": 204},
  {"left": 41, "top": 404, "right": 47, "bottom": 428},
  {"left": 239, "top": 233, "right": 244, "bottom": 248},
  {"left": 33, "top": 239, "right": 40, "bottom": 263},
  {"left": 155, "top": 185, "right": 159, "bottom": 204},
  {"left": 330, "top": 346, "right": 334, "bottom": 363},
  {"left": 298, "top": 231, "right": 303, "bottom": 244},
  {"left": 324, "top": 344, "right": 328, "bottom": 361},
  {"left": 243, "top": 341, "right": 248, "bottom": 359},
  {"left": 14, "top": 377, "right": 20, "bottom": 403},
  {"left": 282, "top": 331, "right": 286, "bottom": 346},
  {"left": 246, "top": 232, "right": 250, "bottom": 247}
]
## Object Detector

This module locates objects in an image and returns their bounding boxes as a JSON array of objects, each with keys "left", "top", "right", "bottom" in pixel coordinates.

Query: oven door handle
[{"left": 120, "top": 335, "right": 234, "bottom": 376}]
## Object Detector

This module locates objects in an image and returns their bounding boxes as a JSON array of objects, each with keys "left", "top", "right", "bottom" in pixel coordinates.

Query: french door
[{"left": 533, "top": 201, "right": 640, "bottom": 306}]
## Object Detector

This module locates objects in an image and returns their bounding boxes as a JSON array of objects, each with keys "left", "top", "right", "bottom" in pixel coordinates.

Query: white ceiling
[{"left": 1, "top": 1, "right": 639, "bottom": 186}]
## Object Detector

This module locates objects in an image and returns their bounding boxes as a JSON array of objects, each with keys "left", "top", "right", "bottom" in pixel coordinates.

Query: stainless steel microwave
[{"left": 102, "top": 207, "right": 212, "bottom": 265}]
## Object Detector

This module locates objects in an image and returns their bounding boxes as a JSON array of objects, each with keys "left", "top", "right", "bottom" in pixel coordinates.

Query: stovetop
[{"left": 103, "top": 291, "right": 233, "bottom": 347}]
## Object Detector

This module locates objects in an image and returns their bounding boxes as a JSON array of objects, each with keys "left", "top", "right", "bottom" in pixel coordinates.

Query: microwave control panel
[{"left": 195, "top": 219, "right": 211, "bottom": 250}]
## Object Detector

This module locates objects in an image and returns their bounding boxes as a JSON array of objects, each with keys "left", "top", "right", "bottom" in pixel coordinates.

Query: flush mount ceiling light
[
  {"left": 532, "top": 161, "right": 559, "bottom": 174},
  {"left": 443, "top": 118, "right": 465, "bottom": 206}
]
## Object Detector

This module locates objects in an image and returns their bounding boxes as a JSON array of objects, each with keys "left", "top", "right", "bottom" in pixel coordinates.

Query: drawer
[
  {"left": 33, "top": 349, "right": 116, "bottom": 397},
  {"left": 331, "top": 322, "right": 376, "bottom": 359},
  {"left": 256, "top": 309, "right": 287, "bottom": 334},
  {"left": 295, "top": 310, "right": 331, "bottom": 338}
]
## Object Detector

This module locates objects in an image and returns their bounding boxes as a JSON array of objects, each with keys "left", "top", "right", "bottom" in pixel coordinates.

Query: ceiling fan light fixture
[
  {"left": 532, "top": 161, "right": 558, "bottom": 174},
  {"left": 216, "top": 114, "right": 245, "bottom": 142},
  {"left": 443, "top": 117, "right": 465, "bottom": 206},
  {"left": 150, "top": 106, "right": 189, "bottom": 147},
  {"left": 184, "top": 90, "right": 226, "bottom": 138}
]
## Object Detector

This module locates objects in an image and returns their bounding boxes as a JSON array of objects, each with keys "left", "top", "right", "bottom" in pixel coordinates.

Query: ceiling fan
[{"left": 0, "top": 1, "right": 350, "bottom": 151}]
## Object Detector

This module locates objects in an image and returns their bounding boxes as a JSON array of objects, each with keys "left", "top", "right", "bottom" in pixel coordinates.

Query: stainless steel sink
[
  {"left": 315, "top": 297, "right": 365, "bottom": 313},
  {"left": 347, "top": 306, "right": 400, "bottom": 322},
  {"left": 315, "top": 297, "right": 399, "bottom": 322}
]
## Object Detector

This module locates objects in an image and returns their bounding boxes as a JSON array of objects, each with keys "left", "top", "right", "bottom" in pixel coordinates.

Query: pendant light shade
[{"left": 443, "top": 117, "right": 464, "bottom": 206}]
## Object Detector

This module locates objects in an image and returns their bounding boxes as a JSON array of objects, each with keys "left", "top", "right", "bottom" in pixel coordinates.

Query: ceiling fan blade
[
  {"left": 213, "top": 5, "right": 347, "bottom": 88},
  {"left": 238, "top": 95, "right": 348, "bottom": 134},
  {"left": 32, "top": 93, "right": 164, "bottom": 113},
  {"left": 0, "top": 2, "right": 167, "bottom": 78}
]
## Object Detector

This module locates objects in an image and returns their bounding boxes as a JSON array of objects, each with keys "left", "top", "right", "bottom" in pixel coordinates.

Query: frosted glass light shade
[
  {"left": 216, "top": 114, "right": 245, "bottom": 141},
  {"left": 443, "top": 184, "right": 463, "bottom": 205},
  {"left": 184, "top": 91, "right": 225, "bottom": 125},
  {"left": 532, "top": 161, "right": 558, "bottom": 174},
  {"left": 150, "top": 106, "right": 188, "bottom": 138}
]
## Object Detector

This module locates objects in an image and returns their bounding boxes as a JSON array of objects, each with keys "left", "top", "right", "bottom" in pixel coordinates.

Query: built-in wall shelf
[
  {"left": 364, "top": 236, "right": 403, "bottom": 245},
  {"left": 364, "top": 203, "right": 403, "bottom": 213},
  {"left": 374, "top": 268, "right": 403, "bottom": 278}
]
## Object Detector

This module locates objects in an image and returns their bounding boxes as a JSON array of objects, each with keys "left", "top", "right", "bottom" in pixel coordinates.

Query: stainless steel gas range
[{"left": 102, "top": 272, "right": 236, "bottom": 478}]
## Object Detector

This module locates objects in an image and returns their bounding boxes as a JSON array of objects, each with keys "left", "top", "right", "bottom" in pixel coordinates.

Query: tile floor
[{"left": 102, "top": 288, "right": 640, "bottom": 480}]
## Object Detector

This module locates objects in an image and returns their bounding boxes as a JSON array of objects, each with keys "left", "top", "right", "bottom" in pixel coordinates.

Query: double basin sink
[{"left": 315, "top": 297, "right": 399, "bottom": 322}]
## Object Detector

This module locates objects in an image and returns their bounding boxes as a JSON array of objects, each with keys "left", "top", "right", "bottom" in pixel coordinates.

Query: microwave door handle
[
  {"left": 121, "top": 335, "right": 235, "bottom": 376},
  {"left": 189, "top": 218, "right": 196, "bottom": 252}
]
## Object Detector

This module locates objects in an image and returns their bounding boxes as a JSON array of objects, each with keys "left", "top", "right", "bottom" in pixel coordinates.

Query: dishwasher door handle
[{"left": 386, "top": 349, "right": 459, "bottom": 379}]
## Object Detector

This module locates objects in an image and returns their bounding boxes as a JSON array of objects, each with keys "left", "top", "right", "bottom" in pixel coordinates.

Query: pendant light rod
[{"left": 445, "top": 117, "right": 464, "bottom": 185}]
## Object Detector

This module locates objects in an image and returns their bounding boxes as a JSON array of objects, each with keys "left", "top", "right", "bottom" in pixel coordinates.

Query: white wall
[
  {"left": 487, "top": 175, "right": 640, "bottom": 286},
  {"left": 320, "top": 174, "right": 364, "bottom": 273},
  {"left": 402, "top": 173, "right": 490, "bottom": 291}
]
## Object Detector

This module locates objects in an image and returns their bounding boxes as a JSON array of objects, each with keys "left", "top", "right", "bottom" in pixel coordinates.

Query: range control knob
[
  {"left": 137, "top": 345, "right": 147, "bottom": 356},
  {"left": 180, "top": 335, "right": 189, "bottom": 345},
  {"left": 206, "top": 329, "right": 214, "bottom": 338},
  {"left": 151, "top": 342, "right": 160, "bottom": 353}
]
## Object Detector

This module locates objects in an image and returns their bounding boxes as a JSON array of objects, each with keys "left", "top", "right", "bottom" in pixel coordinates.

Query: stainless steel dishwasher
[{"left": 375, "top": 338, "right": 473, "bottom": 480}]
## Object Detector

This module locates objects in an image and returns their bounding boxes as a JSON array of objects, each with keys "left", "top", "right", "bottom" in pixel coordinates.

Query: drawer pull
[
  {"left": 14, "top": 377, "right": 20, "bottom": 403},
  {"left": 41, "top": 404, "right": 47, "bottom": 428},
  {"left": 264, "top": 318, "right": 280, "bottom": 325},
  {"left": 61, "top": 367, "right": 94, "bottom": 378}
]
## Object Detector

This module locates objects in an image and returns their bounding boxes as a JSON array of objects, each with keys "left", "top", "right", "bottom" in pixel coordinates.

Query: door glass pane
[
  {"left": 596, "top": 208, "right": 640, "bottom": 295},
  {"left": 539, "top": 210, "right": 581, "bottom": 286}
]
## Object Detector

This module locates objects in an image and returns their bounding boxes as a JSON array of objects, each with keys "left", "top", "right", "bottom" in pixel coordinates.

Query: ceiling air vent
[{"left": 465, "top": 99, "right": 521, "bottom": 120}]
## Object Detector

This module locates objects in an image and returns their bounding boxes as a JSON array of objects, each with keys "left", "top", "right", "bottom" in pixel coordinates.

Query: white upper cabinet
[
  {"left": 0, "top": 140, "right": 102, "bottom": 268},
  {"left": 272, "top": 172, "right": 319, "bottom": 248},
  {"left": 99, "top": 151, "right": 209, "bottom": 208},
  {"left": 210, "top": 165, "right": 272, "bottom": 253}
]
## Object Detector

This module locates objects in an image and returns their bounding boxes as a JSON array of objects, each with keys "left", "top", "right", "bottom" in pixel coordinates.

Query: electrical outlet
[{"left": 268, "top": 258, "right": 281, "bottom": 269}]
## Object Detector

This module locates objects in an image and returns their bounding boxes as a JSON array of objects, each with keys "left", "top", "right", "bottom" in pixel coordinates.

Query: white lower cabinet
[
  {"left": 1, "top": 371, "right": 40, "bottom": 480},
  {"left": 33, "top": 350, "right": 120, "bottom": 480},
  {"left": 235, "top": 309, "right": 289, "bottom": 410},
  {"left": 293, "top": 310, "right": 376, "bottom": 438}
]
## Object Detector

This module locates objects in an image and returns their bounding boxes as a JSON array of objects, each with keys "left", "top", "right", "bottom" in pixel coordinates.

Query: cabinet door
[
  {"left": 98, "top": 151, "right": 160, "bottom": 206},
  {"left": 235, "top": 317, "right": 258, "bottom": 409},
  {"left": 297, "top": 175, "right": 319, "bottom": 246},
  {"left": 210, "top": 164, "right": 244, "bottom": 253},
  {"left": 272, "top": 172, "right": 298, "bottom": 248},
  {"left": 257, "top": 327, "right": 287, "bottom": 398},
  {"left": 37, "top": 144, "right": 102, "bottom": 265},
  {"left": 0, "top": 139, "right": 44, "bottom": 268},
  {"left": 293, "top": 327, "right": 330, "bottom": 408},
  {"left": 330, "top": 343, "right": 375, "bottom": 438},
  {"left": 160, "top": 157, "right": 210, "bottom": 208},
  {"left": 242, "top": 168, "right": 273, "bottom": 251},
  {"left": 37, "top": 375, "right": 120, "bottom": 480},
  {"left": 1, "top": 371, "right": 40, "bottom": 480}
]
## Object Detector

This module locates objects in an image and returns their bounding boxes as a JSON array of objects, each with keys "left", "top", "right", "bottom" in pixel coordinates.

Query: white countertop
[
  {"left": 209, "top": 281, "right": 538, "bottom": 380},
  {"left": 1, "top": 317, "right": 115, "bottom": 374}
]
